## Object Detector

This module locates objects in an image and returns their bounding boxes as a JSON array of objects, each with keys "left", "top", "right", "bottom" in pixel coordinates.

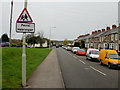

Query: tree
[
  {"left": 63, "top": 39, "right": 69, "bottom": 45},
  {"left": 36, "top": 31, "right": 45, "bottom": 47},
  {"left": 26, "top": 33, "right": 37, "bottom": 47},
  {"left": 1, "top": 34, "right": 9, "bottom": 42},
  {"left": 26, "top": 31, "right": 46, "bottom": 47}
]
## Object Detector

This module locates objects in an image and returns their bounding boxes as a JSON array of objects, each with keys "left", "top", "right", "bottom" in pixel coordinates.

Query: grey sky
[{"left": 1, "top": 0, "right": 119, "bottom": 41}]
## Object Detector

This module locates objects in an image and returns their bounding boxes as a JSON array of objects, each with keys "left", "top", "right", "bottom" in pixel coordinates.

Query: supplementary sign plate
[{"left": 16, "top": 23, "right": 35, "bottom": 33}]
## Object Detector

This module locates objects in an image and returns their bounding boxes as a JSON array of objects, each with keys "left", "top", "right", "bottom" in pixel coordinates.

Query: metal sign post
[
  {"left": 16, "top": 0, "right": 35, "bottom": 87},
  {"left": 22, "top": 32, "right": 26, "bottom": 87},
  {"left": 22, "top": 0, "right": 27, "bottom": 87}
]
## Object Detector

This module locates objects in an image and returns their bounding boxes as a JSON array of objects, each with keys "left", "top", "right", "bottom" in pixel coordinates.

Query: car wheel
[
  {"left": 108, "top": 63, "right": 112, "bottom": 69},
  {"left": 100, "top": 60, "right": 103, "bottom": 65}
]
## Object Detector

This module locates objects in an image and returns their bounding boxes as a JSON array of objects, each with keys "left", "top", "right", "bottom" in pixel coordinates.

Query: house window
[
  {"left": 102, "top": 37, "right": 104, "bottom": 42},
  {"left": 111, "top": 34, "right": 114, "bottom": 41},
  {"left": 115, "top": 34, "right": 118, "bottom": 41},
  {"left": 115, "top": 43, "right": 118, "bottom": 50},
  {"left": 104, "top": 43, "right": 107, "bottom": 49},
  {"left": 99, "top": 37, "right": 100, "bottom": 42}
]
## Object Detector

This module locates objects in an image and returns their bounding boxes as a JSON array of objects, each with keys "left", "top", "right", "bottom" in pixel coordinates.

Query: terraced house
[{"left": 75, "top": 25, "right": 120, "bottom": 54}]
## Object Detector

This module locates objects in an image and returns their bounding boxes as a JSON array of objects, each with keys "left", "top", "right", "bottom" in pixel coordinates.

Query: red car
[{"left": 76, "top": 49, "right": 86, "bottom": 55}]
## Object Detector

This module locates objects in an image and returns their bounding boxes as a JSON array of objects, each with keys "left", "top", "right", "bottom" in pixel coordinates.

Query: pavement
[{"left": 27, "top": 48, "right": 64, "bottom": 88}]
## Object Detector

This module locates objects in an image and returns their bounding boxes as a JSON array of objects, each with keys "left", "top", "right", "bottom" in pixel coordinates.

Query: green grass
[
  {"left": 2, "top": 47, "right": 51, "bottom": 88},
  {"left": 0, "top": 47, "right": 2, "bottom": 89}
]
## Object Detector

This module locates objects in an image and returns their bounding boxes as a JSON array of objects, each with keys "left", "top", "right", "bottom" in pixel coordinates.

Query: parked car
[
  {"left": 99, "top": 49, "right": 120, "bottom": 69},
  {"left": 76, "top": 49, "right": 86, "bottom": 55},
  {"left": 62, "top": 46, "right": 67, "bottom": 49},
  {"left": 0, "top": 42, "right": 10, "bottom": 47},
  {"left": 66, "top": 46, "right": 72, "bottom": 51},
  {"left": 72, "top": 47, "right": 80, "bottom": 53},
  {"left": 56, "top": 45, "right": 59, "bottom": 48},
  {"left": 86, "top": 48, "right": 99, "bottom": 60}
]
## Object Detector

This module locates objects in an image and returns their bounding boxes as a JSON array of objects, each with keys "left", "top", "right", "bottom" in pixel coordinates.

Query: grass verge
[{"left": 2, "top": 47, "right": 51, "bottom": 88}]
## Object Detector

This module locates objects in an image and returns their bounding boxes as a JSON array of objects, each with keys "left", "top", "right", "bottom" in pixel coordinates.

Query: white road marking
[
  {"left": 68, "top": 53, "right": 72, "bottom": 56},
  {"left": 73, "top": 56, "right": 77, "bottom": 59},
  {"left": 90, "top": 66, "right": 107, "bottom": 76},
  {"left": 79, "top": 59, "right": 86, "bottom": 64}
]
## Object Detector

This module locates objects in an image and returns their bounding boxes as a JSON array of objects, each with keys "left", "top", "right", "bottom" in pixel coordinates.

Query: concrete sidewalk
[{"left": 27, "top": 49, "right": 64, "bottom": 88}]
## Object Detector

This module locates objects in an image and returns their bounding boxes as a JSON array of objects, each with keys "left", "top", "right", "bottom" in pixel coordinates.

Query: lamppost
[{"left": 49, "top": 26, "right": 56, "bottom": 48}]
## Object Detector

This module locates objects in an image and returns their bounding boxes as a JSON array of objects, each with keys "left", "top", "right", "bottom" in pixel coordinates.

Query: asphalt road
[{"left": 56, "top": 47, "right": 119, "bottom": 88}]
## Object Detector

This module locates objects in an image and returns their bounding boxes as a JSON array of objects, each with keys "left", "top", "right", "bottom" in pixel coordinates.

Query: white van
[
  {"left": 86, "top": 48, "right": 99, "bottom": 60},
  {"left": 72, "top": 47, "right": 80, "bottom": 53}
]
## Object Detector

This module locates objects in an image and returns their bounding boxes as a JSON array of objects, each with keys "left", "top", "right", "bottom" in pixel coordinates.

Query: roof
[
  {"left": 94, "top": 31, "right": 107, "bottom": 38},
  {"left": 77, "top": 27, "right": 119, "bottom": 41},
  {"left": 103, "top": 27, "right": 119, "bottom": 36},
  {"left": 77, "top": 35, "right": 92, "bottom": 40}
]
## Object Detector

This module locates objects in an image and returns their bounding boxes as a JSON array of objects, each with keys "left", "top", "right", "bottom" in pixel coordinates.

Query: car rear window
[
  {"left": 91, "top": 50, "right": 99, "bottom": 55},
  {"left": 80, "top": 49, "right": 85, "bottom": 51}
]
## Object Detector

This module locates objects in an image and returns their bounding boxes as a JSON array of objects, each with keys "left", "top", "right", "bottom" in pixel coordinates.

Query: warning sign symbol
[{"left": 17, "top": 8, "right": 33, "bottom": 23}]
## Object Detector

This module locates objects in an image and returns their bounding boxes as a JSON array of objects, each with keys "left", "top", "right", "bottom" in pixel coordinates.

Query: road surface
[{"left": 56, "top": 47, "right": 119, "bottom": 88}]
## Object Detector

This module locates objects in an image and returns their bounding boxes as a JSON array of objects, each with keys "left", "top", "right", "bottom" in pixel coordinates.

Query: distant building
[{"left": 75, "top": 25, "right": 120, "bottom": 55}]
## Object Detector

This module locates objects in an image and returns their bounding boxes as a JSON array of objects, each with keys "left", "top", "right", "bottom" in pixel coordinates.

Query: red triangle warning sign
[{"left": 17, "top": 8, "right": 33, "bottom": 23}]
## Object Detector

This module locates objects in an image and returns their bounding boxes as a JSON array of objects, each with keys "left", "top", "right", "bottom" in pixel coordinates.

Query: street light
[{"left": 49, "top": 26, "right": 56, "bottom": 48}]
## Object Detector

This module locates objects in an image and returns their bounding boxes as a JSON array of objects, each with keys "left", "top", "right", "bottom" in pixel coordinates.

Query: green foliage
[
  {"left": 1, "top": 34, "right": 9, "bottom": 42},
  {"left": 26, "top": 32, "right": 47, "bottom": 47},
  {"left": 2, "top": 47, "right": 51, "bottom": 88},
  {"left": 63, "top": 39, "right": 69, "bottom": 45},
  {"left": 26, "top": 34, "right": 37, "bottom": 45}
]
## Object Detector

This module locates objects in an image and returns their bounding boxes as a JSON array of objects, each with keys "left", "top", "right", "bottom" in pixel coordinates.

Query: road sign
[
  {"left": 16, "top": 23, "right": 35, "bottom": 33},
  {"left": 17, "top": 8, "right": 33, "bottom": 23}
]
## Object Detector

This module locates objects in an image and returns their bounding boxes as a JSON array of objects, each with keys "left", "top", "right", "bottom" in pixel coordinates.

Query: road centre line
[
  {"left": 68, "top": 53, "right": 72, "bottom": 56},
  {"left": 79, "top": 59, "right": 86, "bottom": 64},
  {"left": 73, "top": 56, "right": 77, "bottom": 59},
  {"left": 90, "top": 66, "right": 107, "bottom": 76},
  {"left": 67, "top": 52, "right": 86, "bottom": 65}
]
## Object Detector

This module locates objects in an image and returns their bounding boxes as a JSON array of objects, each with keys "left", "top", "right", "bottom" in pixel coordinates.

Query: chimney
[
  {"left": 106, "top": 27, "right": 110, "bottom": 30},
  {"left": 92, "top": 31, "right": 94, "bottom": 34},
  {"left": 86, "top": 34, "right": 90, "bottom": 36},
  {"left": 79, "top": 35, "right": 82, "bottom": 38},
  {"left": 95, "top": 31, "right": 97, "bottom": 34},
  {"left": 112, "top": 25, "right": 117, "bottom": 29},
  {"left": 102, "top": 29, "right": 105, "bottom": 32},
  {"left": 98, "top": 30, "right": 101, "bottom": 33}
]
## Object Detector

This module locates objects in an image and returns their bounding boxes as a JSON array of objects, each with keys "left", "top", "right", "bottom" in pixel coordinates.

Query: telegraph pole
[
  {"left": 9, "top": 0, "right": 13, "bottom": 47},
  {"left": 22, "top": 0, "right": 27, "bottom": 87}
]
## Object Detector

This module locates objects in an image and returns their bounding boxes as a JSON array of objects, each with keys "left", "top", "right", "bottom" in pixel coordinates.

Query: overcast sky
[{"left": 0, "top": 0, "right": 119, "bottom": 41}]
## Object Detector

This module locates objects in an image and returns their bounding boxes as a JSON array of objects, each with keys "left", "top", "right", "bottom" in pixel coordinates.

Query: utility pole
[
  {"left": 9, "top": 0, "right": 13, "bottom": 47},
  {"left": 22, "top": 0, "right": 27, "bottom": 87}
]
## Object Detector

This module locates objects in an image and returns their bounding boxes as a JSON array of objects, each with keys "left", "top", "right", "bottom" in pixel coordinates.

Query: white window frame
[
  {"left": 115, "top": 34, "right": 118, "bottom": 41},
  {"left": 111, "top": 34, "right": 114, "bottom": 41}
]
